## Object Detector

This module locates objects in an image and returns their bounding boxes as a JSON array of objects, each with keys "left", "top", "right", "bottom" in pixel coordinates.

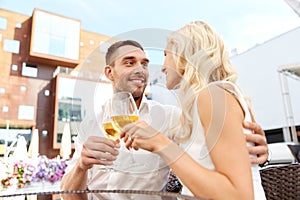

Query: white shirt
[{"left": 64, "top": 96, "right": 180, "bottom": 191}]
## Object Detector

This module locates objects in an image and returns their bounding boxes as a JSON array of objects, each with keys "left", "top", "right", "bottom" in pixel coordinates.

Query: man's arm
[
  {"left": 60, "top": 136, "right": 120, "bottom": 191},
  {"left": 60, "top": 161, "right": 89, "bottom": 190}
]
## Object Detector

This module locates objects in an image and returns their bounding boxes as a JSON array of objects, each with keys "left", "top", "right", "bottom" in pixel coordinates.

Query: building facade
[
  {"left": 0, "top": 8, "right": 110, "bottom": 157},
  {"left": 231, "top": 27, "right": 300, "bottom": 143}
]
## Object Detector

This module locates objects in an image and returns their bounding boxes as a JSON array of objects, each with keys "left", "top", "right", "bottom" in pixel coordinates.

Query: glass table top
[{"left": 0, "top": 189, "right": 204, "bottom": 200}]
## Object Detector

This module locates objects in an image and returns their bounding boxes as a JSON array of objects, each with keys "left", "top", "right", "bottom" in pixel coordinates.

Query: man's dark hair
[{"left": 105, "top": 40, "right": 144, "bottom": 65}]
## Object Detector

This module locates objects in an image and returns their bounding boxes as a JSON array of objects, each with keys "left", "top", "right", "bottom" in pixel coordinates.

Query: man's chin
[{"left": 131, "top": 88, "right": 145, "bottom": 99}]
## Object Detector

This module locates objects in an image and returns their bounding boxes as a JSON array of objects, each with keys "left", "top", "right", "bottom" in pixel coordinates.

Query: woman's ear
[{"left": 104, "top": 65, "right": 114, "bottom": 81}]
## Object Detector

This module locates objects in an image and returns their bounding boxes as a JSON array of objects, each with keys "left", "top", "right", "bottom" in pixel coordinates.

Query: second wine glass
[
  {"left": 111, "top": 92, "right": 139, "bottom": 129},
  {"left": 110, "top": 92, "right": 142, "bottom": 170}
]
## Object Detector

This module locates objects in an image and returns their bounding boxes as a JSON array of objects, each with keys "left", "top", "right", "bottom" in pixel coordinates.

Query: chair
[
  {"left": 260, "top": 164, "right": 300, "bottom": 199},
  {"left": 165, "top": 170, "right": 182, "bottom": 193},
  {"left": 287, "top": 144, "right": 300, "bottom": 163}
]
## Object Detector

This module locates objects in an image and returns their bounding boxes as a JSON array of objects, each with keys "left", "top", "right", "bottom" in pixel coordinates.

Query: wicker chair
[{"left": 260, "top": 164, "right": 300, "bottom": 199}]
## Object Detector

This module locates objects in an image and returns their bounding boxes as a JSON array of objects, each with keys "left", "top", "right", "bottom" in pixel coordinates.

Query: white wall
[{"left": 231, "top": 26, "right": 300, "bottom": 130}]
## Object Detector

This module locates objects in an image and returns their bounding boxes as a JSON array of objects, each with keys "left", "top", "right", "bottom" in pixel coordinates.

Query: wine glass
[
  {"left": 110, "top": 92, "right": 141, "bottom": 170},
  {"left": 101, "top": 99, "right": 121, "bottom": 171},
  {"left": 102, "top": 99, "right": 121, "bottom": 140},
  {"left": 110, "top": 92, "right": 139, "bottom": 129}
]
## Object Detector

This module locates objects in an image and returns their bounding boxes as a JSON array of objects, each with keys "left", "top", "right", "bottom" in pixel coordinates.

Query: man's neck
[{"left": 134, "top": 96, "right": 143, "bottom": 109}]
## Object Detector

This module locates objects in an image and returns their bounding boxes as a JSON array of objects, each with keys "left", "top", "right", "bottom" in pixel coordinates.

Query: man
[{"left": 60, "top": 40, "right": 269, "bottom": 193}]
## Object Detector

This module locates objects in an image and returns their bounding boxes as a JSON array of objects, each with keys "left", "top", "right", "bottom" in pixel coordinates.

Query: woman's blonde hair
[{"left": 169, "top": 21, "right": 238, "bottom": 143}]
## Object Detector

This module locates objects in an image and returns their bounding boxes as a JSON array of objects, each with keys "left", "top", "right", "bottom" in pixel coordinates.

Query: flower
[
  {"left": 1, "top": 155, "right": 68, "bottom": 189},
  {"left": 1, "top": 160, "right": 35, "bottom": 188},
  {"left": 34, "top": 155, "right": 68, "bottom": 183}
]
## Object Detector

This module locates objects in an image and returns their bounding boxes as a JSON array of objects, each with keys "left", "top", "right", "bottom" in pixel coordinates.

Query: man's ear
[{"left": 104, "top": 65, "right": 114, "bottom": 81}]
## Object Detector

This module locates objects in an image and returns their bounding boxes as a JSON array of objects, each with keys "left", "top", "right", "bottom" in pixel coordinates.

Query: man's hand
[
  {"left": 60, "top": 136, "right": 120, "bottom": 191},
  {"left": 79, "top": 136, "right": 120, "bottom": 170},
  {"left": 244, "top": 121, "right": 269, "bottom": 164},
  {"left": 244, "top": 108, "right": 269, "bottom": 165}
]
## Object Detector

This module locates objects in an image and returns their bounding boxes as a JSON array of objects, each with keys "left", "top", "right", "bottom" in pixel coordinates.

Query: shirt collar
[
  {"left": 139, "top": 95, "right": 150, "bottom": 114},
  {"left": 100, "top": 95, "right": 150, "bottom": 114}
]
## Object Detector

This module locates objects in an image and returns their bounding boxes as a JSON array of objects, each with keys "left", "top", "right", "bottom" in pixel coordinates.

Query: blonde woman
[{"left": 121, "top": 21, "right": 266, "bottom": 199}]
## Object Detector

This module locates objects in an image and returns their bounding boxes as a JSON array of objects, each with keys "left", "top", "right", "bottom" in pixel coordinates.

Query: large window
[
  {"left": 53, "top": 75, "right": 113, "bottom": 148},
  {"left": 30, "top": 9, "right": 80, "bottom": 61}
]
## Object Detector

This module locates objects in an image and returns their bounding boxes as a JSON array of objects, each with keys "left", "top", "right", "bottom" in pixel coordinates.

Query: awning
[{"left": 278, "top": 63, "right": 300, "bottom": 79}]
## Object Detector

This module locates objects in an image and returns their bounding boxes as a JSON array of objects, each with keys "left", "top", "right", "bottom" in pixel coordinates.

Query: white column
[{"left": 278, "top": 71, "right": 298, "bottom": 143}]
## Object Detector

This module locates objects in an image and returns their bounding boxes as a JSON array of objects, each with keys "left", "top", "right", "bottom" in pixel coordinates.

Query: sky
[{"left": 1, "top": 0, "right": 300, "bottom": 55}]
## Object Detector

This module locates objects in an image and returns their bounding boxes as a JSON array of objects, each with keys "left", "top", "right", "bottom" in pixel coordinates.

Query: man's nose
[{"left": 134, "top": 64, "right": 147, "bottom": 72}]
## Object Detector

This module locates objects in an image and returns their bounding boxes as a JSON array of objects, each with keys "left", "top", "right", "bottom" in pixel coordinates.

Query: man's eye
[
  {"left": 125, "top": 61, "right": 134, "bottom": 65},
  {"left": 142, "top": 62, "right": 148, "bottom": 67}
]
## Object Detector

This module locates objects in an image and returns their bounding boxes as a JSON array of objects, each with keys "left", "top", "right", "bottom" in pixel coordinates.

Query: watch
[{"left": 259, "top": 150, "right": 271, "bottom": 168}]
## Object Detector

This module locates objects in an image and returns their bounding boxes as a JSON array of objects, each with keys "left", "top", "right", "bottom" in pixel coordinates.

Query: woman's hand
[{"left": 120, "top": 120, "right": 170, "bottom": 152}]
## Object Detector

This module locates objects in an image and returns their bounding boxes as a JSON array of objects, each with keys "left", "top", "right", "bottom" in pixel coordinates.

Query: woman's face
[{"left": 161, "top": 47, "right": 183, "bottom": 90}]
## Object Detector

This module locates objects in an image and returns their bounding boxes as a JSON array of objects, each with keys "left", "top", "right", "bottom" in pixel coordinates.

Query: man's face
[{"left": 106, "top": 45, "right": 149, "bottom": 99}]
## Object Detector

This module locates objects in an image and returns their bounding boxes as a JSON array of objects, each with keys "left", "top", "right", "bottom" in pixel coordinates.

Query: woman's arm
[
  {"left": 193, "top": 85, "right": 253, "bottom": 199},
  {"left": 121, "top": 86, "right": 254, "bottom": 199},
  {"left": 162, "top": 86, "right": 253, "bottom": 199}
]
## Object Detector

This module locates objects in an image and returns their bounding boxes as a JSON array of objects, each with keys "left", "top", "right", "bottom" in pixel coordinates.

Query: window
[
  {"left": 3, "top": 39, "right": 20, "bottom": 54},
  {"left": 0, "top": 128, "right": 31, "bottom": 146},
  {"left": 53, "top": 76, "right": 113, "bottom": 148},
  {"left": 31, "top": 10, "right": 80, "bottom": 60},
  {"left": 11, "top": 64, "right": 18, "bottom": 71},
  {"left": 2, "top": 106, "right": 8, "bottom": 112},
  {"left": 42, "top": 130, "right": 48, "bottom": 136},
  {"left": 18, "top": 105, "right": 35, "bottom": 120},
  {"left": 21, "top": 63, "right": 38, "bottom": 77},
  {"left": 0, "top": 88, "right": 5, "bottom": 94},
  {"left": 0, "top": 17, "right": 7, "bottom": 30},
  {"left": 20, "top": 85, "right": 27, "bottom": 91},
  {"left": 44, "top": 90, "right": 50, "bottom": 96},
  {"left": 15, "top": 23, "right": 22, "bottom": 29}
]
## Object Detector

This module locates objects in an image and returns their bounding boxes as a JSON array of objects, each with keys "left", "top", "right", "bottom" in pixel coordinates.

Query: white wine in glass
[
  {"left": 111, "top": 92, "right": 139, "bottom": 129},
  {"left": 100, "top": 99, "right": 121, "bottom": 171},
  {"left": 110, "top": 92, "right": 145, "bottom": 170},
  {"left": 102, "top": 121, "right": 121, "bottom": 140},
  {"left": 102, "top": 99, "right": 121, "bottom": 140},
  {"left": 111, "top": 115, "right": 139, "bottom": 129}
]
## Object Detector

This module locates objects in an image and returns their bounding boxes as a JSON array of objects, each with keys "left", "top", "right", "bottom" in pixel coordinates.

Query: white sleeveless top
[{"left": 179, "top": 81, "right": 266, "bottom": 199}]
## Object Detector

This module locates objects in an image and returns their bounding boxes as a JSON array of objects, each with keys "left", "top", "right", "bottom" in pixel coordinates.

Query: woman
[{"left": 121, "top": 21, "right": 266, "bottom": 199}]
